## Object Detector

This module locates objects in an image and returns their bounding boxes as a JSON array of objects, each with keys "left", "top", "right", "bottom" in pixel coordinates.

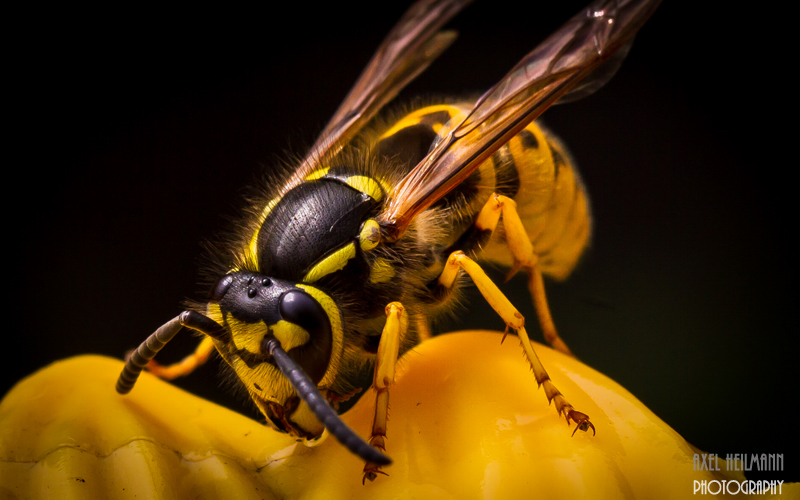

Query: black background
[{"left": 8, "top": 0, "right": 797, "bottom": 483}]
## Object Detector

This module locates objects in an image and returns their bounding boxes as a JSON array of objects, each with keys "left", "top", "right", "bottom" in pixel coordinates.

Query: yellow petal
[{"left": 1, "top": 331, "right": 795, "bottom": 499}]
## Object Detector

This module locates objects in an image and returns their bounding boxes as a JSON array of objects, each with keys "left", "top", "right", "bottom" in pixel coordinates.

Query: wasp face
[{"left": 208, "top": 271, "right": 338, "bottom": 436}]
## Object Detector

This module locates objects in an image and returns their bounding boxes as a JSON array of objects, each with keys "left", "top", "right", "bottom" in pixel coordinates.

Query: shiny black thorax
[
  {"left": 255, "top": 173, "right": 405, "bottom": 327},
  {"left": 256, "top": 179, "right": 377, "bottom": 281}
]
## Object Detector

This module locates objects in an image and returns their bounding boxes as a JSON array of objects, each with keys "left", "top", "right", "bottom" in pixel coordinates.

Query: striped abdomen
[
  {"left": 376, "top": 103, "right": 591, "bottom": 281},
  {"left": 482, "top": 120, "right": 592, "bottom": 280}
]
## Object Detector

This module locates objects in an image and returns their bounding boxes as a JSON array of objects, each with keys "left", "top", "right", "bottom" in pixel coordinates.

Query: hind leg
[
  {"left": 437, "top": 251, "right": 593, "bottom": 435},
  {"left": 475, "top": 193, "right": 575, "bottom": 357}
]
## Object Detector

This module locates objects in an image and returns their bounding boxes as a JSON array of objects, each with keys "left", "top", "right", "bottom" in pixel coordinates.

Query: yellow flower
[{"left": 1, "top": 331, "right": 794, "bottom": 499}]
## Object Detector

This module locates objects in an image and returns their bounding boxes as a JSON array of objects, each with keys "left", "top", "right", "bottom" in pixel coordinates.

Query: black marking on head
[
  {"left": 215, "top": 271, "right": 290, "bottom": 325},
  {"left": 232, "top": 346, "right": 264, "bottom": 369},
  {"left": 279, "top": 290, "right": 329, "bottom": 336},
  {"left": 519, "top": 129, "right": 539, "bottom": 149},
  {"left": 275, "top": 290, "right": 333, "bottom": 383}
]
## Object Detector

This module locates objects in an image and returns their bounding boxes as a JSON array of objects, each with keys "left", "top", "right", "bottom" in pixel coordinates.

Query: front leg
[{"left": 363, "top": 302, "right": 408, "bottom": 484}]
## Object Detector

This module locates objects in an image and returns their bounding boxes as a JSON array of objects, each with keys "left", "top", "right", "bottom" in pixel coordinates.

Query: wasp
[{"left": 117, "top": 0, "right": 660, "bottom": 483}]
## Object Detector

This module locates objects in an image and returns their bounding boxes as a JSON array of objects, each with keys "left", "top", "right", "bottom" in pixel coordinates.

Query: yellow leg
[
  {"left": 145, "top": 336, "right": 215, "bottom": 380},
  {"left": 475, "top": 193, "right": 574, "bottom": 357},
  {"left": 438, "top": 251, "right": 594, "bottom": 435},
  {"left": 363, "top": 302, "right": 407, "bottom": 484}
]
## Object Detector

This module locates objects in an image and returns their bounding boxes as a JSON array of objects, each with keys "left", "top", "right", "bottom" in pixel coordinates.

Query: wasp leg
[
  {"left": 475, "top": 193, "right": 574, "bottom": 357},
  {"left": 143, "top": 335, "right": 215, "bottom": 380},
  {"left": 438, "top": 251, "right": 594, "bottom": 435},
  {"left": 363, "top": 302, "right": 407, "bottom": 484}
]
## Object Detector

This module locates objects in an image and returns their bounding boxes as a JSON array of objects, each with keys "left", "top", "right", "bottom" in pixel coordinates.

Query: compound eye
[
  {"left": 279, "top": 290, "right": 329, "bottom": 338},
  {"left": 209, "top": 274, "right": 234, "bottom": 302}
]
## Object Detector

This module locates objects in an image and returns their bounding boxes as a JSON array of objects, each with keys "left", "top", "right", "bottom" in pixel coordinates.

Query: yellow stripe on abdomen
[{"left": 483, "top": 122, "right": 592, "bottom": 281}]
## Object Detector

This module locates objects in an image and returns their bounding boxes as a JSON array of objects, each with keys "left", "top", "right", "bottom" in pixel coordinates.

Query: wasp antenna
[
  {"left": 264, "top": 338, "right": 392, "bottom": 467},
  {"left": 116, "top": 313, "right": 186, "bottom": 394},
  {"left": 116, "top": 311, "right": 226, "bottom": 394},
  {"left": 180, "top": 310, "right": 230, "bottom": 343}
]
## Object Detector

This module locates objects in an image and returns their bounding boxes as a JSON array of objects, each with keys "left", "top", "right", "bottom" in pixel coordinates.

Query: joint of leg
[
  {"left": 449, "top": 250, "right": 466, "bottom": 265},
  {"left": 475, "top": 194, "right": 503, "bottom": 232},
  {"left": 438, "top": 251, "right": 466, "bottom": 288},
  {"left": 374, "top": 377, "right": 392, "bottom": 391},
  {"left": 369, "top": 435, "right": 386, "bottom": 449},
  {"left": 494, "top": 194, "right": 515, "bottom": 207},
  {"left": 385, "top": 302, "right": 404, "bottom": 316}
]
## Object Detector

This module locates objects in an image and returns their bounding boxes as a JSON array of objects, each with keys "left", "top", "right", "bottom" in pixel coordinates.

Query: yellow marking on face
[
  {"left": 369, "top": 257, "right": 396, "bottom": 284},
  {"left": 302, "top": 242, "right": 356, "bottom": 283},
  {"left": 205, "top": 303, "right": 295, "bottom": 405},
  {"left": 206, "top": 302, "right": 224, "bottom": 327},
  {"left": 209, "top": 304, "right": 309, "bottom": 355},
  {"left": 343, "top": 175, "right": 383, "bottom": 201},
  {"left": 296, "top": 284, "right": 342, "bottom": 390},
  {"left": 247, "top": 196, "right": 281, "bottom": 269},
  {"left": 359, "top": 219, "right": 381, "bottom": 252},
  {"left": 305, "top": 167, "right": 330, "bottom": 181},
  {"left": 230, "top": 317, "right": 270, "bottom": 355},
  {"left": 237, "top": 356, "right": 292, "bottom": 406},
  {"left": 271, "top": 320, "right": 310, "bottom": 352}
]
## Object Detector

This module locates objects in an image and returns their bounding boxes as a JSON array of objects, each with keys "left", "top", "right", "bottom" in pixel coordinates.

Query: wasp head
[{"left": 207, "top": 271, "right": 343, "bottom": 437}]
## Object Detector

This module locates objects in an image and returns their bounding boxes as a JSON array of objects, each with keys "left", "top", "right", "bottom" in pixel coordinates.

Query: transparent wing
[
  {"left": 556, "top": 38, "right": 634, "bottom": 104},
  {"left": 285, "top": 0, "right": 473, "bottom": 190},
  {"left": 379, "top": 0, "right": 661, "bottom": 241}
]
